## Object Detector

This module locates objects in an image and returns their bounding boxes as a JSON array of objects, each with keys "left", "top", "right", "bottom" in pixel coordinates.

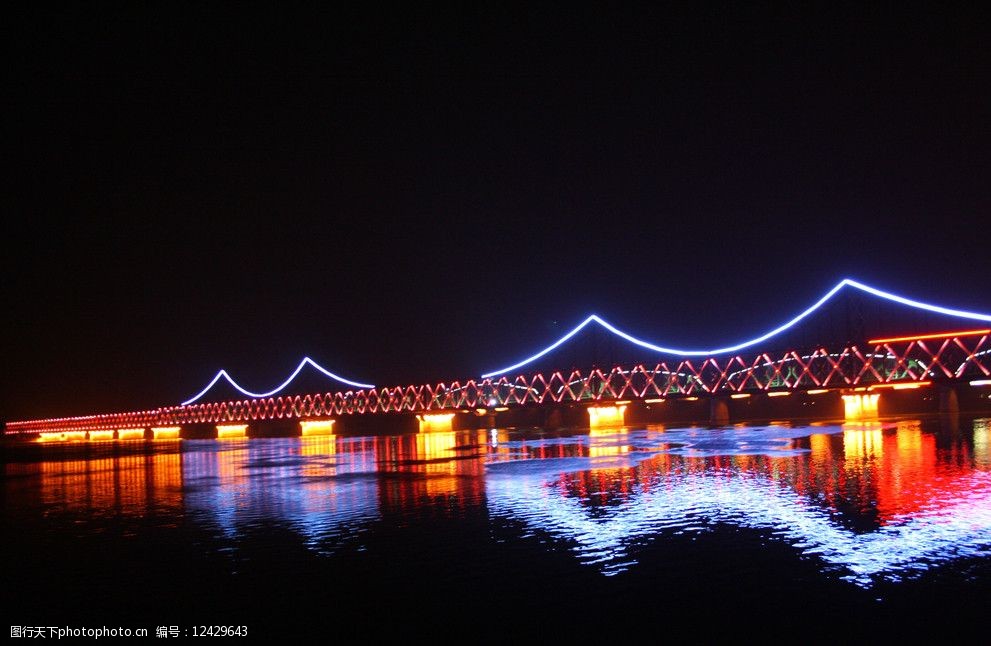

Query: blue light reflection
[{"left": 484, "top": 424, "right": 991, "bottom": 587}]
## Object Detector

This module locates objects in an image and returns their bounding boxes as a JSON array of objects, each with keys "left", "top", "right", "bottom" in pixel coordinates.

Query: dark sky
[{"left": 3, "top": 5, "right": 990, "bottom": 420}]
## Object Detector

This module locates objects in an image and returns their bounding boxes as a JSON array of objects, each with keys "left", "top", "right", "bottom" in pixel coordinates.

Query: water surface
[{"left": 4, "top": 417, "right": 990, "bottom": 638}]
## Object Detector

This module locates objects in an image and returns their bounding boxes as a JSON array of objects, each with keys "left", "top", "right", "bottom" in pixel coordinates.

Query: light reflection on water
[
  {"left": 180, "top": 437, "right": 381, "bottom": 554},
  {"left": 6, "top": 418, "right": 991, "bottom": 588},
  {"left": 486, "top": 421, "right": 991, "bottom": 585}
]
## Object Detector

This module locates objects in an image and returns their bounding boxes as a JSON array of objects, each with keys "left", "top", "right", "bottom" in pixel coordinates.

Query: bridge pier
[
  {"left": 841, "top": 393, "right": 879, "bottom": 420},
  {"left": 152, "top": 426, "right": 183, "bottom": 440},
  {"left": 587, "top": 405, "right": 627, "bottom": 428},
  {"left": 417, "top": 413, "right": 455, "bottom": 433},
  {"left": 247, "top": 419, "right": 298, "bottom": 438},
  {"left": 300, "top": 419, "right": 336, "bottom": 436},
  {"left": 473, "top": 411, "right": 497, "bottom": 429},
  {"left": 116, "top": 428, "right": 147, "bottom": 441},
  {"left": 38, "top": 431, "right": 87, "bottom": 442},
  {"left": 544, "top": 408, "right": 563, "bottom": 429},
  {"left": 709, "top": 397, "right": 729, "bottom": 425},
  {"left": 939, "top": 386, "right": 960, "bottom": 414},
  {"left": 216, "top": 424, "right": 248, "bottom": 439}
]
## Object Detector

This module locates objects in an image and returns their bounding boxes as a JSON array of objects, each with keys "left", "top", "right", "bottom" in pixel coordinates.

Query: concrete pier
[
  {"left": 709, "top": 397, "right": 729, "bottom": 425},
  {"left": 939, "top": 386, "right": 960, "bottom": 414}
]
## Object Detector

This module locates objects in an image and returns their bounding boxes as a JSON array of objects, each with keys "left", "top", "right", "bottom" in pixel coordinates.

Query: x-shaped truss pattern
[{"left": 7, "top": 334, "right": 990, "bottom": 433}]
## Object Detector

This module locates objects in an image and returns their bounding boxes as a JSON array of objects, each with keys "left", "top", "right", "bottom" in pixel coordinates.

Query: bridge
[{"left": 5, "top": 278, "right": 991, "bottom": 441}]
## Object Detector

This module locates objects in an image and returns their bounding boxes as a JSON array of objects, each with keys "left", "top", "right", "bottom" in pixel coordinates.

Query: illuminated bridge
[{"left": 6, "top": 279, "right": 991, "bottom": 441}]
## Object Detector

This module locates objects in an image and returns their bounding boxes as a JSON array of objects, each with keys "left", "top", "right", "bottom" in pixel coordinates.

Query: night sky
[{"left": 4, "top": 5, "right": 989, "bottom": 421}]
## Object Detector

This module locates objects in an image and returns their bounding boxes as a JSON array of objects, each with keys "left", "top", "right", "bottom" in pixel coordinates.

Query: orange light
[
  {"left": 868, "top": 381, "right": 931, "bottom": 391},
  {"left": 682, "top": 396, "right": 699, "bottom": 402},
  {"left": 730, "top": 393, "right": 751, "bottom": 399},
  {"left": 644, "top": 398, "right": 665, "bottom": 403},
  {"left": 151, "top": 426, "right": 181, "bottom": 440},
  {"left": 807, "top": 389, "right": 830, "bottom": 395},
  {"left": 587, "top": 405, "right": 627, "bottom": 427},
  {"left": 474, "top": 408, "right": 489, "bottom": 416},
  {"left": 418, "top": 413, "right": 455, "bottom": 433},
  {"left": 117, "top": 428, "right": 146, "bottom": 441},
  {"left": 216, "top": 424, "right": 247, "bottom": 439},
  {"left": 615, "top": 400, "right": 632, "bottom": 405},
  {"left": 38, "top": 431, "right": 87, "bottom": 443},
  {"left": 300, "top": 420, "right": 335, "bottom": 436},
  {"left": 842, "top": 393, "right": 880, "bottom": 420},
  {"left": 767, "top": 391, "right": 791, "bottom": 397},
  {"left": 869, "top": 329, "right": 990, "bottom": 344},
  {"left": 88, "top": 430, "right": 115, "bottom": 442},
  {"left": 494, "top": 406, "right": 509, "bottom": 412}
]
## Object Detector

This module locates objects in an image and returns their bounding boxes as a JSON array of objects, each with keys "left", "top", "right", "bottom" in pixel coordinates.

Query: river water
[{"left": 3, "top": 417, "right": 990, "bottom": 639}]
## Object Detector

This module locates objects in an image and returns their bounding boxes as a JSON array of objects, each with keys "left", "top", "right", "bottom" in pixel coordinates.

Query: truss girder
[{"left": 7, "top": 336, "right": 990, "bottom": 433}]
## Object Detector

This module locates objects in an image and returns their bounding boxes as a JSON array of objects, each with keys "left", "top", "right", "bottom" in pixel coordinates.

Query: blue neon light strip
[
  {"left": 182, "top": 357, "right": 374, "bottom": 406},
  {"left": 480, "top": 278, "right": 991, "bottom": 378}
]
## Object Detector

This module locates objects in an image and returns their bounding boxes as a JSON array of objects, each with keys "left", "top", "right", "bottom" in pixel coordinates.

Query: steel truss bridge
[{"left": 6, "top": 331, "right": 990, "bottom": 435}]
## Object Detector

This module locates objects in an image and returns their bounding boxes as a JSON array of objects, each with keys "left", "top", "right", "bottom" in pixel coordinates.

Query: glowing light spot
[
  {"left": 216, "top": 424, "right": 247, "bottom": 439},
  {"left": 88, "top": 430, "right": 114, "bottom": 442},
  {"left": 682, "top": 396, "right": 700, "bottom": 402},
  {"left": 843, "top": 394, "right": 880, "bottom": 420},
  {"left": 970, "top": 380, "right": 991, "bottom": 387},
  {"left": 117, "top": 428, "right": 146, "bottom": 441},
  {"left": 767, "top": 391, "right": 791, "bottom": 397},
  {"left": 588, "top": 405, "right": 627, "bottom": 427},
  {"left": 869, "top": 382, "right": 931, "bottom": 391},
  {"left": 807, "top": 389, "right": 830, "bottom": 395},
  {"left": 494, "top": 406, "right": 509, "bottom": 412},
  {"left": 644, "top": 398, "right": 665, "bottom": 403},
  {"left": 474, "top": 408, "right": 489, "bottom": 416},
  {"left": 38, "top": 431, "right": 87, "bottom": 443},
  {"left": 151, "top": 426, "right": 181, "bottom": 440},
  {"left": 730, "top": 393, "right": 751, "bottom": 399},
  {"left": 300, "top": 420, "right": 335, "bottom": 436},
  {"left": 418, "top": 413, "right": 455, "bottom": 433}
]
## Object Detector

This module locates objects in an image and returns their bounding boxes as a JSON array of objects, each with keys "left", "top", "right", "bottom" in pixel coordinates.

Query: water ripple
[{"left": 485, "top": 424, "right": 991, "bottom": 586}]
